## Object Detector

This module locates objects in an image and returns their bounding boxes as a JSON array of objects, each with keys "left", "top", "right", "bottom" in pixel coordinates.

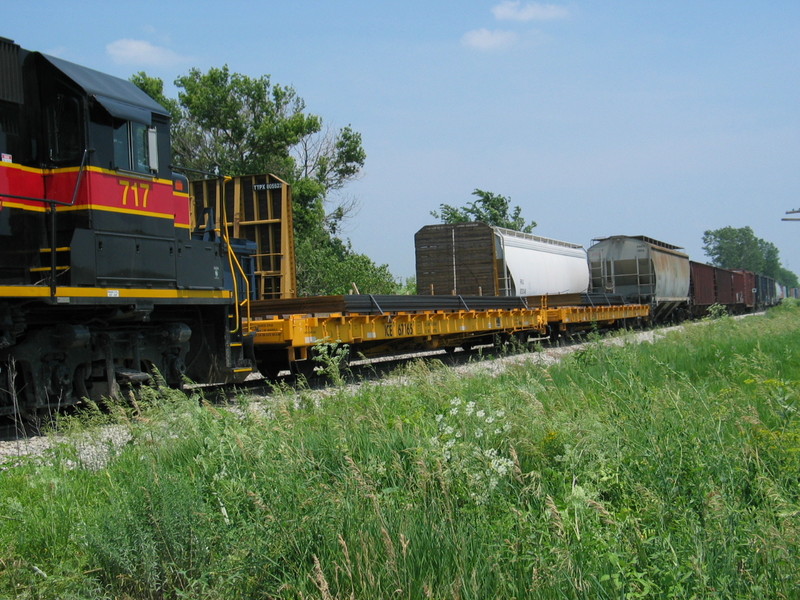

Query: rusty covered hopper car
[
  {"left": 588, "top": 235, "right": 690, "bottom": 321},
  {"left": 415, "top": 222, "right": 589, "bottom": 297}
]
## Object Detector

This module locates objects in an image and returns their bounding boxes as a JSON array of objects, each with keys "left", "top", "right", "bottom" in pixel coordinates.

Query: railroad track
[{"left": 0, "top": 323, "right": 679, "bottom": 452}]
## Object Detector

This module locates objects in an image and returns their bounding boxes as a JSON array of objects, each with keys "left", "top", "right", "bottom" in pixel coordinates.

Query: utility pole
[{"left": 782, "top": 209, "right": 800, "bottom": 222}]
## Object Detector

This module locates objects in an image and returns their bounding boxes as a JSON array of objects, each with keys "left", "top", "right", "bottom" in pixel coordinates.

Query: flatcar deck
[{"left": 244, "top": 294, "right": 649, "bottom": 374}]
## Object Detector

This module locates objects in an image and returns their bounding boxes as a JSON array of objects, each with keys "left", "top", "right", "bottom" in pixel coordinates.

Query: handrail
[
  {"left": 216, "top": 176, "right": 252, "bottom": 334},
  {"left": 0, "top": 148, "right": 95, "bottom": 296}
]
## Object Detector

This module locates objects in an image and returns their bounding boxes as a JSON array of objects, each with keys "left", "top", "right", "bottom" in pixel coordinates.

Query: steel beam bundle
[{"left": 248, "top": 292, "right": 633, "bottom": 318}]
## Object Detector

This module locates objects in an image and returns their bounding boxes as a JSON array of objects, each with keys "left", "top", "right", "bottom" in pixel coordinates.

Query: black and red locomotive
[{"left": 0, "top": 38, "right": 253, "bottom": 416}]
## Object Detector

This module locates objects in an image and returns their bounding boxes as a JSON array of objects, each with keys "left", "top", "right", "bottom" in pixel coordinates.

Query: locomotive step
[{"left": 29, "top": 266, "right": 69, "bottom": 272}]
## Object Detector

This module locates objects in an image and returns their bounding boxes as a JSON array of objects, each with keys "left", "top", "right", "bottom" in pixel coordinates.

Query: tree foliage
[
  {"left": 171, "top": 66, "right": 321, "bottom": 178},
  {"left": 702, "top": 226, "right": 798, "bottom": 287},
  {"left": 431, "top": 189, "right": 536, "bottom": 233},
  {"left": 129, "top": 72, "right": 181, "bottom": 122},
  {"left": 133, "top": 67, "right": 397, "bottom": 296},
  {"left": 295, "top": 234, "right": 398, "bottom": 296}
]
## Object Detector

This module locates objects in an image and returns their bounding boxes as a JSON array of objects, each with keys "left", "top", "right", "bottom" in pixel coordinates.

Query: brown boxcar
[
  {"left": 714, "top": 266, "right": 736, "bottom": 306},
  {"left": 689, "top": 261, "right": 716, "bottom": 316},
  {"left": 734, "top": 270, "right": 757, "bottom": 310},
  {"left": 689, "top": 261, "right": 717, "bottom": 306}
]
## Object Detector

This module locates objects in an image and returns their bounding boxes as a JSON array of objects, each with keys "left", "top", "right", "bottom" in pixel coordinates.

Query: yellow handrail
[{"left": 218, "top": 177, "right": 252, "bottom": 334}]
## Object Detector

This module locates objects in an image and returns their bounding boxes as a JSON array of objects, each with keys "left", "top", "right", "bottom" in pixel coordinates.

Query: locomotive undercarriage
[{"left": 0, "top": 301, "right": 251, "bottom": 418}]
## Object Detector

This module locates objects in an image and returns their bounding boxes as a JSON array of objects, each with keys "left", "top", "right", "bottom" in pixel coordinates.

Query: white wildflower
[{"left": 476, "top": 410, "right": 486, "bottom": 418}]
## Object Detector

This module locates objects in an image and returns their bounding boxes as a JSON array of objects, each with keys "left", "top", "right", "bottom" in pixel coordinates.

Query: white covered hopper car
[{"left": 415, "top": 222, "right": 589, "bottom": 297}]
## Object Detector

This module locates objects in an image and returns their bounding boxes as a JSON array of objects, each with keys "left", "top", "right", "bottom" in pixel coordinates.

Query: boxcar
[
  {"left": 689, "top": 261, "right": 716, "bottom": 316},
  {"left": 734, "top": 270, "right": 757, "bottom": 311},
  {"left": 714, "top": 266, "right": 736, "bottom": 306},
  {"left": 689, "top": 262, "right": 742, "bottom": 316},
  {"left": 756, "top": 274, "right": 777, "bottom": 309}
]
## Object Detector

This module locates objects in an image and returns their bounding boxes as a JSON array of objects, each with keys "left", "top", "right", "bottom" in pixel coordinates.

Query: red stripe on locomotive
[{"left": 0, "top": 162, "right": 190, "bottom": 226}]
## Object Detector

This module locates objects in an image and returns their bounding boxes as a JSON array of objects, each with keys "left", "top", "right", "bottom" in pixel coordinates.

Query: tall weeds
[{"left": 1, "top": 304, "right": 799, "bottom": 598}]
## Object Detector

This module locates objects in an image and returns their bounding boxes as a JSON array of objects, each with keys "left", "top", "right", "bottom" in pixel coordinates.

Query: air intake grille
[{"left": 0, "top": 38, "right": 24, "bottom": 104}]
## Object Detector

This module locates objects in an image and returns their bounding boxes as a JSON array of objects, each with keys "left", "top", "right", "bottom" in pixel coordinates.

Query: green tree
[
  {"left": 133, "top": 68, "right": 396, "bottom": 296},
  {"left": 702, "top": 226, "right": 765, "bottom": 273},
  {"left": 129, "top": 72, "right": 181, "bottom": 122},
  {"left": 702, "top": 226, "right": 798, "bottom": 287},
  {"left": 778, "top": 267, "right": 799, "bottom": 289},
  {"left": 295, "top": 233, "right": 398, "bottom": 296},
  {"left": 171, "top": 66, "right": 321, "bottom": 178},
  {"left": 431, "top": 189, "right": 536, "bottom": 233},
  {"left": 759, "top": 239, "right": 781, "bottom": 279},
  {"left": 291, "top": 125, "right": 366, "bottom": 238}
]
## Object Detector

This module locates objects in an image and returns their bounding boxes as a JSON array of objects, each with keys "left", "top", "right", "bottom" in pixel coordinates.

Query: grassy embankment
[{"left": 1, "top": 303, "right": 799, "bottom": 599}]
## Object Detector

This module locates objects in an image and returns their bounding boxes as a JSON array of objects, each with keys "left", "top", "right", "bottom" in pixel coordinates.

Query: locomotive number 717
[{"left": 118, "top": 180, "right": 151, "bottom": 208}]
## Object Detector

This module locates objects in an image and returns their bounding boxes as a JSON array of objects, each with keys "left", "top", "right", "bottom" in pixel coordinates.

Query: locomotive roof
[{"left": 40, "top": 53, "right": 170, "bottom": 124}]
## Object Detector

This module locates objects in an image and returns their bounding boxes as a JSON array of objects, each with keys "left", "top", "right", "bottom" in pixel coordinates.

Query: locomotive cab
[{"left": 0, "top": 37, "right": 224, "bottom": 290}]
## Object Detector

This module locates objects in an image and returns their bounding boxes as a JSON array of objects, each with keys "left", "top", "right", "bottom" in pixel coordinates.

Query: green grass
[{"left": 2, "top": 303, "right": 800, "bottom": 598}]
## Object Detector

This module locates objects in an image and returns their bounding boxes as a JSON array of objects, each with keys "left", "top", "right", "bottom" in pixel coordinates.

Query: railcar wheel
[
  {"left": 73, "top": 364, "right": 91, "bottom": 400},
  {"left": 290, "top": 359, "right": 319, "bottom": 381},
  {"left": 255, "top": 349, "right": 292, "bottom": 380}
]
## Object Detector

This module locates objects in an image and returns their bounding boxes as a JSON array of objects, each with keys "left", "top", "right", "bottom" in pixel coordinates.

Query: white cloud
[
  {"left": 461, "top": 28, "right": 518, "bottom": 50},
  {"left": 492, "top": 1, "right": 569, "bottom": 21},
  {"left": 106, "top": 39, "right": 187, "bottom": 67}
]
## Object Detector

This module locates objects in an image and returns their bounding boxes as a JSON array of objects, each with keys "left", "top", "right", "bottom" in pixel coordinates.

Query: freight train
[
  {"left": 587, "top": 235, "right": 785, "bottom": 318},
  {"left": 0, "top": 39, "right": 782, "bottom": 419},
  {"left": 414, "top": 225, "right": 785, "bottom": 319}
]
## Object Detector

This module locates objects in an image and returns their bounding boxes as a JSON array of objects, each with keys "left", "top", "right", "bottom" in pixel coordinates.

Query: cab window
[
  {"left": 47, "top": 94, "right": 82, "bottom": 163},
  {"left": 113, "top": 120, "right": 156, "bottom": 174}
]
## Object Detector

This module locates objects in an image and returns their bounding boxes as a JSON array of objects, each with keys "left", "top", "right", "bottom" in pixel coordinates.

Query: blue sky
[{"left": 6, "top": 1, "right": 800, "bottom": 280}]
